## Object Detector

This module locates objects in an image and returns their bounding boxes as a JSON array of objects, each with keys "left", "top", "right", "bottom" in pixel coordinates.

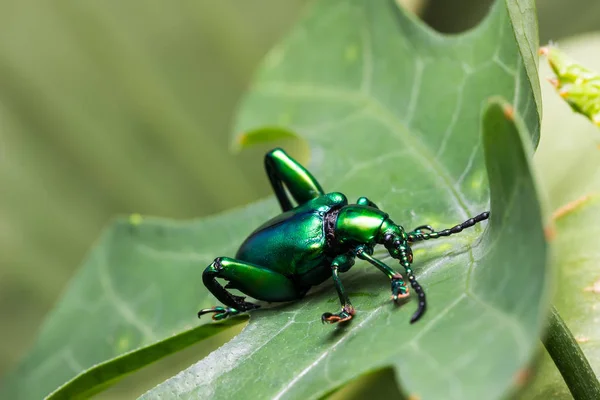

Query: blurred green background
[
  {"left": 0, "top": 0, "right": 308, "bottom": 376},
  {"left": 0, "top": 0, "right": 597, "bottom": 389}
]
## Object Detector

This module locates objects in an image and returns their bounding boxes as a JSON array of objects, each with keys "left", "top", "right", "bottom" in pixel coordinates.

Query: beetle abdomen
[
  {"left": 236, "top": 192, "right": 348, "bottom": 278},
  {"left": 236, "top": 209, "right": 327, "bottom": 276}
]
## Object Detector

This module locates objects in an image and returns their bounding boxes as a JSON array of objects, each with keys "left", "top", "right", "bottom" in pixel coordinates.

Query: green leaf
[
  {"left": 1, "top": 1, "right": 549, "bottom": 399},
  {"left": 44, "top": 319, "right": 246, "bottom": 400},
  {"left": 144, "top": 96, "right": 549, "bottom": 400},
  {"left": 518, "top": 33, "right": 600, "bottom": 400},
  {"left": 146, "top": 0, "right": 546, "bottom": 398},
  {"left": 505, "top": 0, "right": 543, "bottom": 123}
]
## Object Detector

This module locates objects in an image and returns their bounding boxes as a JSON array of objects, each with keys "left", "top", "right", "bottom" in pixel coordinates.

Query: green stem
[{"left": 543, "top": 306, "right": 600, "bottom": 400}]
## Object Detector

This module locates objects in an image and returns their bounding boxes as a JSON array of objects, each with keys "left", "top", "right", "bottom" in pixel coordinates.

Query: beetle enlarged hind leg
[
  {"left": 264, "top": 148, "right": 325, "bottom": 212},
  {"left": 199, "top": 257, "right": 305, "bottom": 320}
]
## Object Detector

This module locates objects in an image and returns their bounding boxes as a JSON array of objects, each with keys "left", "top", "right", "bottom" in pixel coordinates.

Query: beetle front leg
[
  {"left": 355, "top": 246, "right": 409, "bottom": 301},
  {"left": 408, "top": 224, "right": 435, "bottom": 235},
  {"left": 396, "top": 247, "right": 427, "bottom": 323},
  {"left": 321, "top": 254, "right": 356, "bottom": 324}
]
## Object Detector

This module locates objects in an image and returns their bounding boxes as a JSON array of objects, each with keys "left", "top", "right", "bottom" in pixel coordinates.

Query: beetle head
[
  {"left": 377, "top": 217, "right": 425, "bottom": 323},
  {"left": 377, "top": 218, "right": 410, "bottom": 255}
]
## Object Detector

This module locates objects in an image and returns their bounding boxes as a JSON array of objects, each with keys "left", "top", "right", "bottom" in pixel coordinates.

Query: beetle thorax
[{"left": 329, "top": 205, "right": 389, "bottom": 250}]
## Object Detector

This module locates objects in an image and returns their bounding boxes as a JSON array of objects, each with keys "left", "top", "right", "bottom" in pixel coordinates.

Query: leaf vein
[{"left": 98, "top": 252, "right": 157, "bottom": 341}]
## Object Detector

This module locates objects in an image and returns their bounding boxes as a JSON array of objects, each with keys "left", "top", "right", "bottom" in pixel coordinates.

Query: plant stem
[{"left": 543, "top": 306, "right": 600, "bottom": 400}]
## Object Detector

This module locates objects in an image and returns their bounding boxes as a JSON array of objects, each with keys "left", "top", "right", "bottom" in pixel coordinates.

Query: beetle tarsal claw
[
  {"left": 321, "top": 312, "right": 335, "bottom": 324},
  {"left": 321, "top": 306, "right": 354, "bottom": 324},
  {"left": 391, "top": 273, "right": 409, "bottom": 301},
  {"left": 392, "top": 291, "right": 410, "bottom": 301},
  {"left": 197, "top": 306, "right": 241, "bottom": 321}
]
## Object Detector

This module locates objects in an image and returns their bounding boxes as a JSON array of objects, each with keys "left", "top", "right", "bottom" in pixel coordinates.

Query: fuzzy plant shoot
[{"left": 540, "top": 44, "right": 600, "bottom": 127}]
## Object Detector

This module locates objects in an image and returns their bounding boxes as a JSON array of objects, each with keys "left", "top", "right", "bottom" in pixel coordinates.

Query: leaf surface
[
  {"left": 1, "top": 1, "right": 549, "bottom": 399},
  {"left": 145, "top": 0, "right": 548, "bottom": 398}
]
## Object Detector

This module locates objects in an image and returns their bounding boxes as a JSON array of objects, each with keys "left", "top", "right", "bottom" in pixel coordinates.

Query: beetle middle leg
[
  {"left": 409, "top": 224, "right": 435, "bottom": 235},
  {"left": 198, "top": 257, "right": 303, "bottom": 321},
  {"left": 355, "top": 246, "right": 410, "bottom": 301},
  {"left": 264, "top": 148, "right": 325, "bottom": 211},
  {"left": 321, "top": 254, "right": 356, "bottom": 324}
]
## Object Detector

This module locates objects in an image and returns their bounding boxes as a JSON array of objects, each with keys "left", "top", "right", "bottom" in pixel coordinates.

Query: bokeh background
[{"left": 0, "top": 0, "right": 598, "bottom": 395}]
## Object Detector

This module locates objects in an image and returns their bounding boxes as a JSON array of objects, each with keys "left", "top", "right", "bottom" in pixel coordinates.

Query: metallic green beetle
[{"left": 198, "top": 148, "right": 489, "bottom": 324}]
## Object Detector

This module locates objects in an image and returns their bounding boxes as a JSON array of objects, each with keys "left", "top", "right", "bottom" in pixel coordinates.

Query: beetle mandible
[{"left": 198, "top": 148, "right": 489, "bottom": 324}]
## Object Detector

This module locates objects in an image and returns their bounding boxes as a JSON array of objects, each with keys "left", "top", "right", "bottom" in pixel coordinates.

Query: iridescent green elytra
[{"left": 198, "top": 149, "right": 489, "bottom": 324}]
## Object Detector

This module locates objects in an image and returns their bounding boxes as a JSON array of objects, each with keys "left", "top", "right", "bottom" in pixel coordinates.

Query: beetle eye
[{"left": 383, "top": 233, "right": 394, "bottom": 245}]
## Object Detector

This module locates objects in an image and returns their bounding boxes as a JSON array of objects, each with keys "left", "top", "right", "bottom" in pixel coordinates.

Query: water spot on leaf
[
  {"left": 345, "top": 45, "right": 359, "bottom": 62},
  {"left": 129, "top": 213, "right": 143, "bottom": 226},
  {"left": 116, "top": 335, "right": 130, "bottom": 353}
]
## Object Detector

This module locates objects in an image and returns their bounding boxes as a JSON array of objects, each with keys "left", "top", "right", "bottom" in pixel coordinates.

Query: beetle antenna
[
  {"left": 408, "top": 211, "right": 490, "bottom": 242},
  {"left": 381, "top": 229, "right": 428, "bottom": 323},
  {"left": 402, "top": 261, "right": 426, "bottom": 324}
]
